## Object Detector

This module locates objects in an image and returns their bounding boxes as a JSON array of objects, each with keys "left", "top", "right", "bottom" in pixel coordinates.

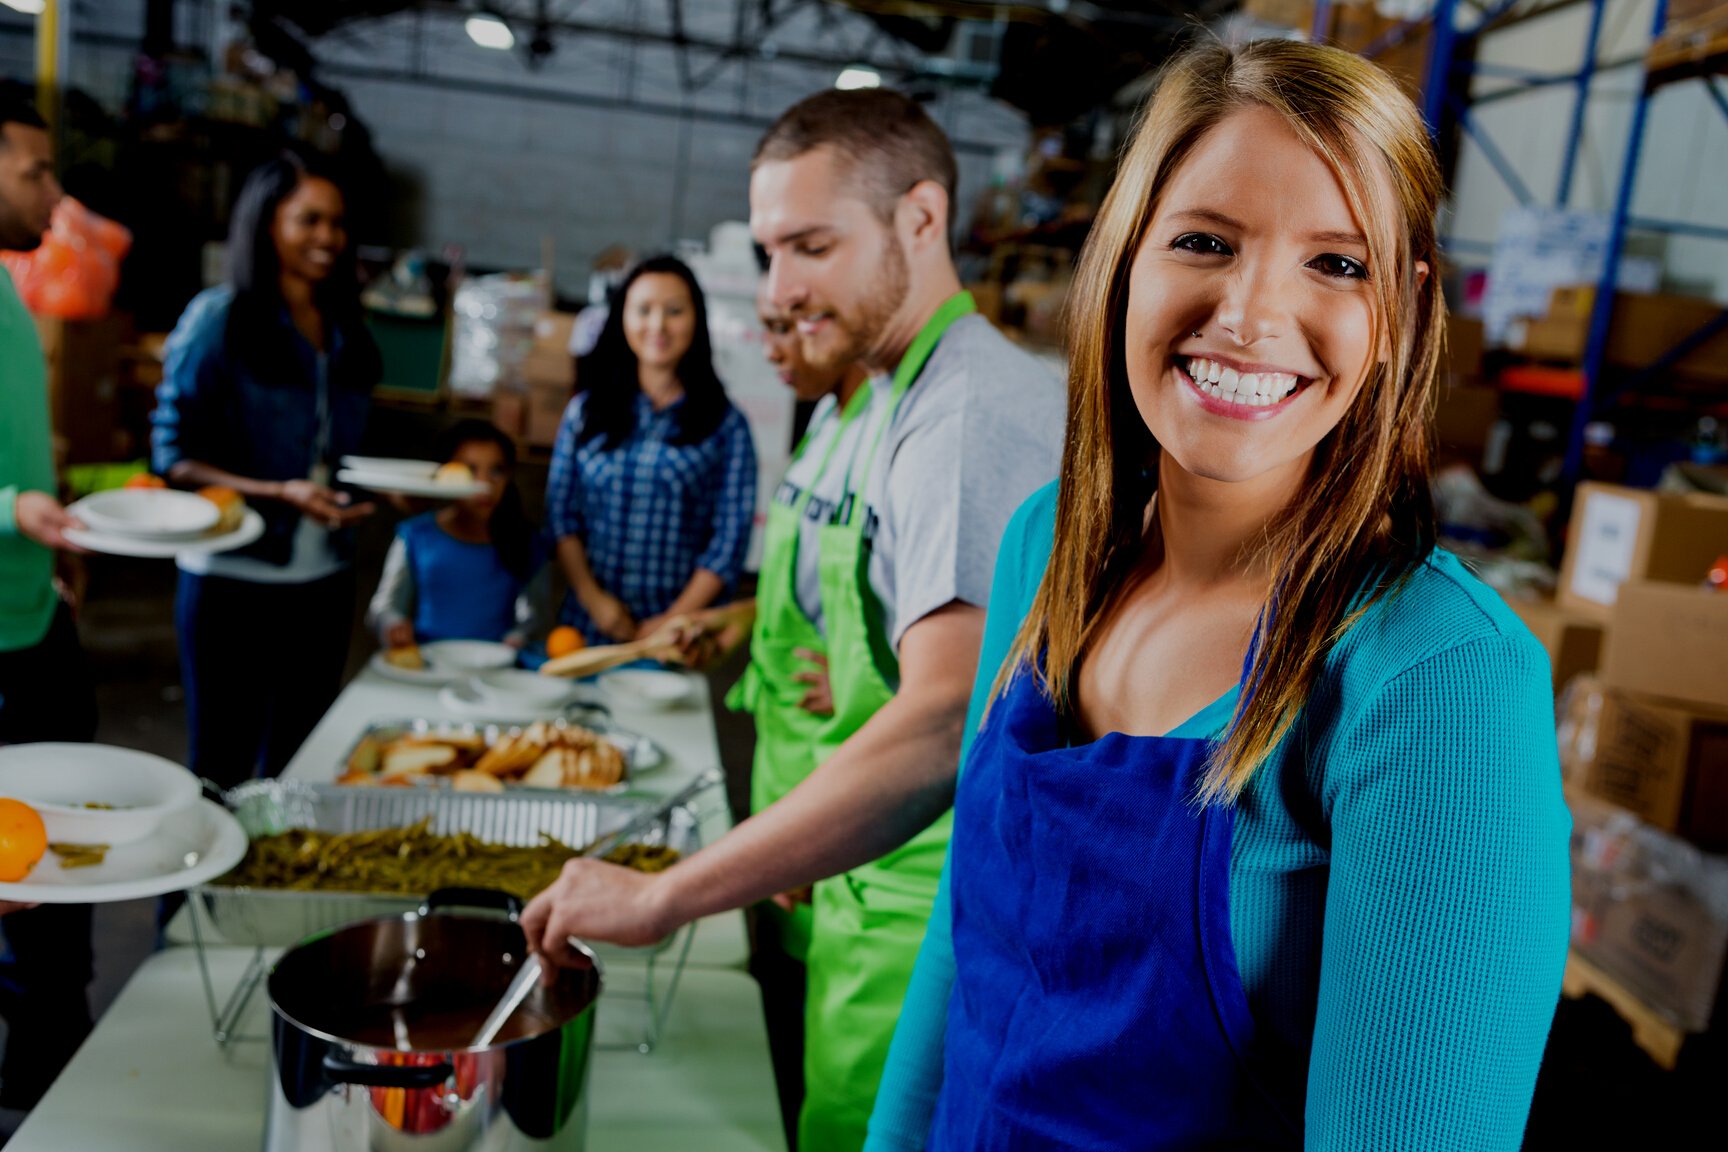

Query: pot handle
[
  {"left": 422, "top": 886, "right": 524, "bottom": 921},
  {"left": 322, "top": 1053, "right": 453, "bottom": 1090}
]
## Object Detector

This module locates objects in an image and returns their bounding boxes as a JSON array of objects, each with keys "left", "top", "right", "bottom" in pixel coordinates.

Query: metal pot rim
[{"left": 267, "top": 905, "right": 601, "bottom": 1055}]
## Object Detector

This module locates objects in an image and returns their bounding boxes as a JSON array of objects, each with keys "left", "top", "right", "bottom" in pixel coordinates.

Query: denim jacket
[{"left": 150, "top": 286, "right": 380, "bottom": 565}]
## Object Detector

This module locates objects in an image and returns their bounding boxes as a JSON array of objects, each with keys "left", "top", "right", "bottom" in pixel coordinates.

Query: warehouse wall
[
  {"left": 1445, "top": 0, "right": 1728, "bottom": 302},
  {"left": 311, "top": 6, "right": 1029, "bottom": 298}
]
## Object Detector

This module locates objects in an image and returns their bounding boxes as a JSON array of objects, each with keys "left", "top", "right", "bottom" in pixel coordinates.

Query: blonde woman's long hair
[{"left": 1003, "top": 38, "right": 1445, "bottom": 804}]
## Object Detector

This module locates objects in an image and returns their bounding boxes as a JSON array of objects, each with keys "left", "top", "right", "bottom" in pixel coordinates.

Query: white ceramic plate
[
  {"left": 599, "top": 668, "right": 697, "bottom": 711},
  {"left": 437, "top": 682, "right": 568, "bottom": 723},
  {"left": 339, "top": 456, "right": 439, "bottom": 475},
  {"left": 0, "top": 800, "right": 247, "bottom": 904},
  {"left": 336, "top": 468, "right": 489, "bottom": 500},
  {"left": 475, "top": 669, "right": 578, "bottom": 707},
  {"left": 62, "top": 508, "right": 265, "bottom": 559},
  {"left": 0, "top": 743, "right": 200, "bottom": 845},
  {"left": 71, "top": 490, "right": 220, "bottom": 539},
  {"left": 368, "top": 640, "right": 519, "bottom": 686},
  {"left": 423, "top": 640, "right": 518, "bottom": 673}
]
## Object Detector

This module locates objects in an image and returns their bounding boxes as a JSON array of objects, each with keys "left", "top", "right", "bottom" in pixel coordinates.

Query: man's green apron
[
  {"left": 725, "top": 384, "right": 875, "bottom": 961},
  {"left": 799, "top": 292, "right": 975, "bottom": 1152}
]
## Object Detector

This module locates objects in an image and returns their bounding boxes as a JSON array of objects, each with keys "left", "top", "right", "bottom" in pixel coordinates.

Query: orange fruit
[
  {"left": 547, "top": 626, "right": 585, "bottom": 659},
  {"left": 0, "top": 799, "right": 48, "bottom": 883},
  {"left": 124, "top": 472, "right": 167, "bottom": 489}
]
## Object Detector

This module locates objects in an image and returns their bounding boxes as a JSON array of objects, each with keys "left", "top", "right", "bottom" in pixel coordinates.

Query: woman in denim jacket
[{"left": 150, "top": 152, "right": 381, "bottom": 788}]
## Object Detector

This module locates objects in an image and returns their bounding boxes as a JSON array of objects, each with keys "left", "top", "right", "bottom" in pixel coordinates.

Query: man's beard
[
  {"left": 802, "top": 237, "right": 910, "bottom": 375},
  {"left": 0, "top": 206, "right": 44, "bottom": 253}
]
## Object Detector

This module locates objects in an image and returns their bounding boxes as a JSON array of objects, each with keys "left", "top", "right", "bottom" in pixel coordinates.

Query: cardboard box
[
  {"left": 533, "top": 311, "right": 577, "bottom": 355},
  {"left": 526, "top": 380, "right": 572, "bottom": 448},
  {"left": 1601, "top": 580, "right": 1728, "bottom": 711},
  {"left": 1433, "top": 382, "right": 1500, "bottom": 461},
  {"left": 1562, "top": 681, "right": 1728, "bottom": 848},
  {"left": 1557, "top": 482, "right": 1728, "bottom": 619},
  {"left": 1441, "top": 314, "right": 1484, "bottom": 379},
  {"left": 1509, "top": 598, "right": 1604, "bottom": 693},
  {"left": 1512, "top": 286, "right": 1728, "bottom": 380},
  {"left": 35, "top": 314, "right": 128, "bottom": 464},
  {"left": 1569, "top": 791, "right": 1728, "bottom": 1031},
  {"left": 490, "top": 390, "right": 526, "bottom": 441},
  {"left": 520, "top": 346, "right": 574, "bottom": 389}
]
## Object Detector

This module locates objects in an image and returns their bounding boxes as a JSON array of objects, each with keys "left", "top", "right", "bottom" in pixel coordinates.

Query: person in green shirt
[{"left": 0, "top": 87, "right": 100, "bottom": 1110}]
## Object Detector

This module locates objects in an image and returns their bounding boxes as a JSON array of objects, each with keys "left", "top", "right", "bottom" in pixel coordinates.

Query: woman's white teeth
[{"left": 1185, "top": 357, "right": 1298, "bottom": 405}]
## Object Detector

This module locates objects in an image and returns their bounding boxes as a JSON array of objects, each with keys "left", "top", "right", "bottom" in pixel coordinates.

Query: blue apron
[{"left": 931, "top": 661, "right": 1299, "bottom": 1150}]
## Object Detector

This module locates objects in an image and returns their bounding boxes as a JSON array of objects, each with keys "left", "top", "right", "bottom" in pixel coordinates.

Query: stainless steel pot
[{"left": 264, "top": 888, "right": 601, "bottom": 1151}]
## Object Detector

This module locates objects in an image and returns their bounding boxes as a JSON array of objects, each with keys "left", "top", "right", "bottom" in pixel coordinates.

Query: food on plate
[
  {"left": 342, "top": 721, "right": 627, "bottom": 791},
  {"left": 546, "top": 626, "right": 584, "bottom": 659},
  {"left": 0, "top": 799, "right": 47, "bottom": 882},
  {"left": 383, "top": 644, "right": 426, "bottom": 671},
  {"left": 49, "top": 842, "right": 109, "bottom": 869},
  {"left": 196, "top": 485, "right": 247, "bottom": 532},
  {"left": 433, "top": 461, "right": 475, "bottom": 486},
  {"left": 217, "top": 817, "right": 681, "bottom": 900},
  {"left": 123, "top": 472, "right": 167, "bottom": 490}
]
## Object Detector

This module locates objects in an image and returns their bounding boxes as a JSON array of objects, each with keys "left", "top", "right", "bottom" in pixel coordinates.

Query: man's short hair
[
  {"left": 0, "top": 84, "right": 47, "bottom": 140},
  {"left": 754, "top": 88, "right": 957, "bottom": 223}
]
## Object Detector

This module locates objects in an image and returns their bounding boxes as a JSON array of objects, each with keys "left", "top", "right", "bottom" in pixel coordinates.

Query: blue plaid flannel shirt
[{"left": 547, "top": 392, "right": 757, "bottom": 642}]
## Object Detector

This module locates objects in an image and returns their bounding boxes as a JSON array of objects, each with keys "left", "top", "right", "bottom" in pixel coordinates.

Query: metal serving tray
[
  {"left": 338, "top": 714, "right": 667, "bottom": 792},
  {"left": 197, "top": 777, "right": 701, "bottom": 952}
]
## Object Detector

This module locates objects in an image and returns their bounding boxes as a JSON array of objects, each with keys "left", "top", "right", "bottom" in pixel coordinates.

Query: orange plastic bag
[{"left": 0, "top": 197, "right": 132, "bottom": 319}]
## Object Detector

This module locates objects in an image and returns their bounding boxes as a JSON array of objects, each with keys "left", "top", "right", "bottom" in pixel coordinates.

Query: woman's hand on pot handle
[{"left": 522, "top": 858, "right": 673, "bottom": 971}]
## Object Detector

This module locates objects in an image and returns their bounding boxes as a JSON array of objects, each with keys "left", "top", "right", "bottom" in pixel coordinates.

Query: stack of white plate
[
  {"left": 336, "top": 456, "right": 488, "bottom": 499},
  {"left": 64, "top": 489, "right": 265, "bottom": 558}
]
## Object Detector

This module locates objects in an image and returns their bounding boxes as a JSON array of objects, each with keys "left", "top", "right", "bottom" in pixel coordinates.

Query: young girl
[
  {"left": 866, "top": 39, "right": 1570, "bottom": 1150},
  {"left": 368, "top": 420, "right": 548, "bottom": 649}
]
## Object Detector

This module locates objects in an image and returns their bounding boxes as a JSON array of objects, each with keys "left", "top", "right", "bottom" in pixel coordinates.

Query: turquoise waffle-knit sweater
[{"left": 866, "top": 482, "right": 1571, "bottom": 1151}]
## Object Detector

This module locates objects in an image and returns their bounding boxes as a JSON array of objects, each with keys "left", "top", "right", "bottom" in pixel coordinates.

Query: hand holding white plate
[
  {"left": 0, "top": 801, "right": 246, "bottom": 904},
  {"left": 336, "top": 457, "right": 489, "bottom": 500},
  {"left": 62, "top": 506, "right": 265, "bottom": 559},
  {"left": 71, "top": 490, "right": 219, "bottom": 539}
]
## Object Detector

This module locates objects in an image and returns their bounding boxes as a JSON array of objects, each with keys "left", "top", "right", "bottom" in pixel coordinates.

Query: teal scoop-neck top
[{"left": 867, "top": 481, "right": 1571, "bottom": 1151}]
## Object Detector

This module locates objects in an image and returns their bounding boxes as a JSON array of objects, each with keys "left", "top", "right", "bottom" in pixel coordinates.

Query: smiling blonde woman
[{"left": 865, "top": 38, "right": 1570, "bottom": 1152}]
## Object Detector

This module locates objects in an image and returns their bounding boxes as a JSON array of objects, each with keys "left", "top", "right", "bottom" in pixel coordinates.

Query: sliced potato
[
  {"left": 451, "top": 770, "right": 505, "bottom": 793},
  {"left": 381, "top": 743, "right": 458, "bottom": 776},
  {"left": 522, "top": 747, "right": 571, "bottom": 789},
  {"left": 346, "top": 736, "right": 381, "bottom": 776}
]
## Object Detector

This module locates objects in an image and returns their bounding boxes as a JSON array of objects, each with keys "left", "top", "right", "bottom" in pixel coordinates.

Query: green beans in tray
[{"left": 217, "top": 818, "right": 681, "bottom": 902}]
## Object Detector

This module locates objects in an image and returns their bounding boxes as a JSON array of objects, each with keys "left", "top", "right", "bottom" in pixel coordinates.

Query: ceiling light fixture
[
  {"left": 835, "top": 66, "right": 881, "bottom": 91},
  {"left": 1, "top": 0, "right": 48, "bottom": 15},
  {"left": 465, "top": 13, "right": 515, "bottom": 51}
]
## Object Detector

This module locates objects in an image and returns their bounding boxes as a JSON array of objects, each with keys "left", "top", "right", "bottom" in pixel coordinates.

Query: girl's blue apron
[{"left": 931, "top": 659, "right": 1299, "bottom": 1149}]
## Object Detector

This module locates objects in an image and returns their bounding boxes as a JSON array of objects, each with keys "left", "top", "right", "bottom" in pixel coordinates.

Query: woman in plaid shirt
[{"left": 547, "top": 255, "right": 757, "bottom": 645}]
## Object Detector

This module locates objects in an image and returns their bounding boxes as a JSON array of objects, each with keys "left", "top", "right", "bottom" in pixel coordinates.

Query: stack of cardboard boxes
[
  {"left": 1539, "top": 482, "right": 1728, "bottom": 1034},
  {"left": 491, "top": 311, "right": 578, "bottom": 450}
]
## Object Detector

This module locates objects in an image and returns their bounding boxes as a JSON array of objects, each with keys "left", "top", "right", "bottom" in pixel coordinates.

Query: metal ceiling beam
[
  {"left": 314, "top": 58, "right": 1005, "bottom": 152},
  {"left": 410, "top": 0, "right": 998, "bottom": 84}
]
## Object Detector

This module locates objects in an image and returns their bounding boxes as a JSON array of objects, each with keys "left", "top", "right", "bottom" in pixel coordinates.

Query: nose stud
[{"left": 1190, "top": 331, "right": 1203, "bottom": 338}]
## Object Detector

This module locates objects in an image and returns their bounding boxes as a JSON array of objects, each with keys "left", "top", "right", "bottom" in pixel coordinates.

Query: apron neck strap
[{"left": 837, "top": 291, "right": 976, "bottom": 506}]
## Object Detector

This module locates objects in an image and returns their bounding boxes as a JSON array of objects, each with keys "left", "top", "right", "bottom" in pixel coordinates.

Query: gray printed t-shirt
[{"left": 773, "top": 313, "right": 1066, "bottom": 676}]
